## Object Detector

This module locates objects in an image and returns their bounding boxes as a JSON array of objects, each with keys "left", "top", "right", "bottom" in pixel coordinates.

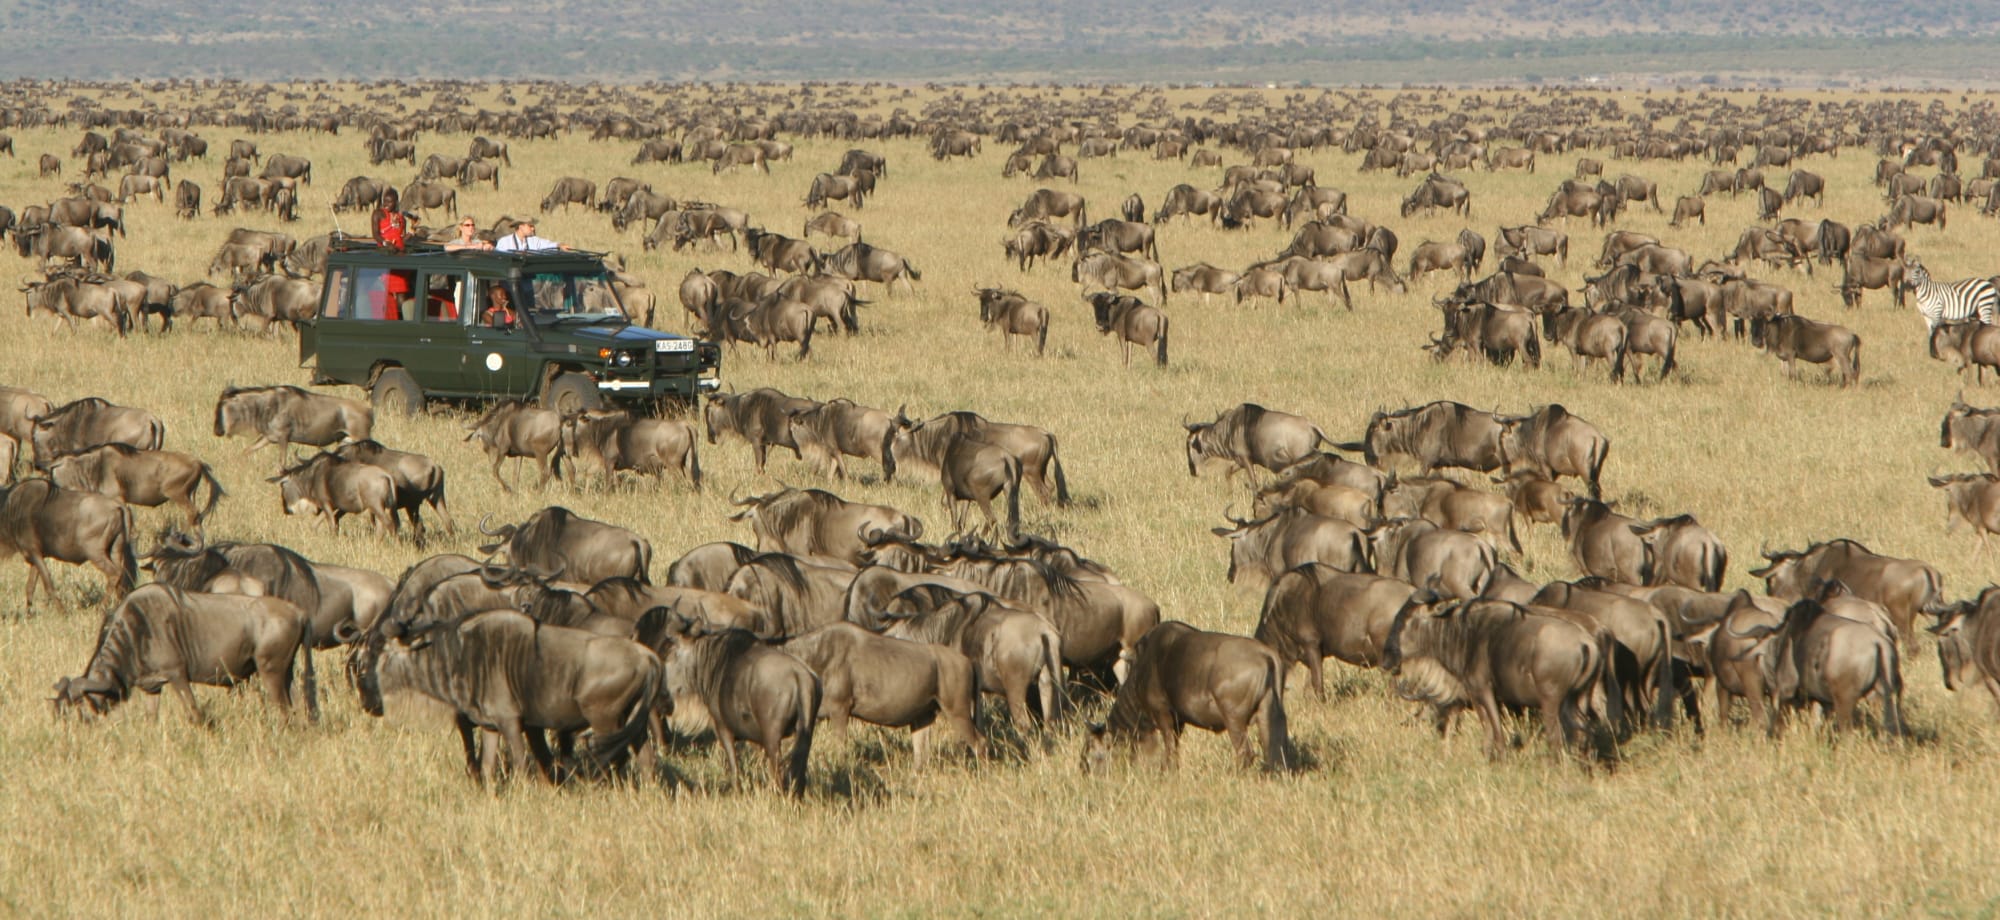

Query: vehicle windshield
[{"left": 516, "top": 270, "right": 626, "bottom": 323}]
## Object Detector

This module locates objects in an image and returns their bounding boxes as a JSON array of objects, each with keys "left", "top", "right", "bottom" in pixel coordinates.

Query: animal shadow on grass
[{"left": 819, "top": 760, "right": 892, "bottom": 807}]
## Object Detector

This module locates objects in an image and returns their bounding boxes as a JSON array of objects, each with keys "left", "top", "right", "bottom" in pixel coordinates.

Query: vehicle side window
[
  {"left": 351, "top": 268, "right": 414, "bottom": 322},
  {"left": 421, "top": 271, "right": 465, "bottom": 323},
  {"left": 321, "top": 267, "right": 352, "bottom": 318}
]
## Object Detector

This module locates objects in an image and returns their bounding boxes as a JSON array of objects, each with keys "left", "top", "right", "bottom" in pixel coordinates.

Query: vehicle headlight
[{"left": 615, "top": 351, "right": 634, "bottom": 368}]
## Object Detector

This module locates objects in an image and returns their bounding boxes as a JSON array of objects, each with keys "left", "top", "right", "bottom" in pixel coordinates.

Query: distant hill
[{"left": 4, "top": 0, "right": 2000, "bottom": 83}]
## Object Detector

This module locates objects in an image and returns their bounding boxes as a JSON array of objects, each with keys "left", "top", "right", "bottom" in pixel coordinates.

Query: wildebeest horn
[{"left": 476, "top": 513, "right": 503, "bottom": 537}]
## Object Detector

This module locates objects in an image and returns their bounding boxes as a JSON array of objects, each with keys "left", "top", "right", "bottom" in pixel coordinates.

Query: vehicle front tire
[
  {"left": 542, "top": 372, "right": 602, "bottom": 416},
  {"left": 372, "top": 367, "right": 424, "bottom": 418}
]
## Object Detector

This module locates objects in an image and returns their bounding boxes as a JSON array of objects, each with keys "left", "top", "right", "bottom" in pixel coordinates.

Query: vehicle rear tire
[
  {"left": 542, "top": 372, "right": 602, "bottom": 416},
  {"left": 372, "top": 367, "right": 424, "bottom": 417}
]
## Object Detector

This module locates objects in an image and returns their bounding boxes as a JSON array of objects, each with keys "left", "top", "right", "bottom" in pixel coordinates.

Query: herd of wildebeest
[{"left": 16, "top": 79, "right": 2000, "bottom": 792}]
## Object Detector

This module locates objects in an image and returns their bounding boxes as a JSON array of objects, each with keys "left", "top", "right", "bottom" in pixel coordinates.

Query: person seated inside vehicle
[{"left": 482, "top": 284, "right": 517, "bottom": 328}]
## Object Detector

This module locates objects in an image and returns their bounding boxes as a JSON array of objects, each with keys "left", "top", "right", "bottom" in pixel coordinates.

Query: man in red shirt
[{"left": 373, "top": 188, "right": 410, "bottom": 251}]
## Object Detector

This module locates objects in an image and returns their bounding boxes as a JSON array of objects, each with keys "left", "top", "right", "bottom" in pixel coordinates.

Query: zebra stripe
[{"left": 1907, "top": 258, "right": 1998, "bottom": 330}]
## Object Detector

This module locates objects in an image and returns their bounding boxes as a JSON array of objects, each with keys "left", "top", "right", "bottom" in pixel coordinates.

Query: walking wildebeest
[
  {"left": 1561, "top": 498, "right": 1650, "bottom": 586},
  {"left": 973, "top": 288, "right": 1050, "bottom": 355},
  {"left": 1927, "top": 473, "right": 2000, "bottom": 554},
  {"left": 1369, "top": 517, "right": 1497, "bottom": 600},
  {"left": 1750, "top": 539, "right": 1944, "bottom": 645},
  {"left": 1750, "top": 313, "right": 1861, "bottom": 387},
  {"left": 785, "top": 397, "right": 898, "bottom": 481},
  {"left": 560, "top": 409, "right": 701, "bottom": 491},
  {"left": 1382, "top": 595, "right": 1603, "bottom": 760},
  {"left": 1932, "top": 587, "right": 2000, "bottom": 717},
  {"left": 464, "top": 401, "right": 563, "bottom": 492},
  {"left": 0, "top": 477, "right": 137, "bottom": 610},
  {"left": 705, "top": 387, "right": 819, "bottom": 474},
  {"left": 1082, "top": 621, "right": 1294, "bottom": 772},
  {"left": 269, "top": 451, "right": 399, "bottom": 536},
  {"left": 1343, "top": 400, "right": 1508, "bottom": 476},
  {"left": 1542, "top": 306, "right": 1628, "bottom": 383},
  {"left": 46, "top": 444, "right": 224, "bottom": 528},
  {"left": 1726, "top": 583, "right": 1907, "bottom": 737},
  {"left": 890, "top": 410, "right": 1071, "bottom": 508},
  {"left": 647, "top": 616, "right": 817, "bottom": 794},
  {"left": 873, "top": 586, "right": 1063, "bottom": 730},
  {"left": 213, "top": 385, "right": 372, "bottom": 462},
  {"left": 1184, "top": 403, "right": 1329, "bottom": 479},
  {"left": 1628, "top": 514, "right": 1726, "bottom": 591},
  {"left": 1930, "top": 322, "right": 2000, "bottom": 383},
  {"left": 1214, "top": 507, "right": 1371, "bottom": 588},
  {"left": 1499, "top": 404, "right": 1610, "bottom": 500},
  {"left": 1942, "top": 399, "right": 2000, "bottom": 474},
  {"left": 53, "top": 584, "right": 316, "bottom": 724},
  {"left": 1073, "top": 251, "right": 1166, "bottom": 305},
  {"left": 1255, "top": 564, "right": 1419, "bottom": 695}
]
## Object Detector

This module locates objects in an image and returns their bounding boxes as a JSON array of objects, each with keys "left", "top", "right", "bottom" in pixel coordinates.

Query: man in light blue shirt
[{"left": 495, "top": 217, "right": 572, "bottom": 253}]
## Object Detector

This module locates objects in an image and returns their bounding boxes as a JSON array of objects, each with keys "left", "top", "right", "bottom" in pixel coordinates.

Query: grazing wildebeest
[
  {"left": 560, "top": 409, "right": 701, "bottom": 491},
  {"left": 1839, "top": 252, "right": 1907, "bottom": 310},
  {"left": 463, "top": 401, "right": 563, "bottom": 492},
  {"left": 712, "top": 143, "right": 770, "bottom": 175},
  {"left": 1430, "top": 300, "right": 1541, "bottom": 369},
  {"left": 1750, "top": 313, "right": 1861, "bottom": 387},
  {"left": 1001, "top": 219, "right": 1075, "bottom": 271},
  {"left": 1451, "top": 271, "right": 1568, "bottom": 314},
  {"left": 47, "top": 444, "right": 223, "bottom": 528},
  {"left": 1169, "top": 263, "right": 1242, "bottom": 304},
  {"left": 1942, "top": 399, "right": 2000, "bottom": 474},
  {"left": 1542, "top": 307, "right": 1628, "bottom": 382},
  {"left": 1495, "top": 225, "right": 1569, "bottom": 266},
  {"left": 1255, "top": 565, "right": 1418, "bottom": 695},
  {"left": 1077, "top": 218, "right": 1158, "bottom": 262},
  {"left": 53, "top": 584, "right": 315, "bottom": 724},
  {"left": 1008, "top": 188, "right": 1087, "bottom": 228},
  {"left": 29, "top": 397, "right": 162, "bottom": 470},
  {"left": 1084, "top": 292, "right": 1169, "bottom": 366},
  {"left": 1727, "top": 584, "right": 1906, "bottom": 737},
  {"left": 1073, "top": 251, "right": 1165, "bottom": 305},
  {"left": 974, "top": 287, "right": 1050, "bottom": 355},
  {"left": 1213, "top": 507, "right": 1371, "bottom": 588},
  {"left": 269, "top": 451, "right": 399, "bottom": 536},
  {"left": 1382, "top": 595, "right": 1603, "bottom": 760},
  {"left": 704, "top": 387, "right": 819, "bottom": 473},
  {"left": 478, "top": 506, "right": 652, "bottom": 586},
  {"left": 729, "top": 486, "right": 922, "bottom": 567},
  {"left": 803, "top": 172, "right": 868, "bottom": 211},
  {"left": 647, "top": 616, "right": 817, "bottom": 794},
  {"left": 781, "top": 623, "right": 985, "bottom": 764},
  {"left": 213, "top": 385, "right": 372, "bottom": 461},
  {"left": 1750, "top": 539, "right": 1944, "bottom": 645},
  {"left": 784, "top": 398, "right": 897, "bottom": 481},
  {"left": 802, "top": 210, "right": 861, "bottom": 241},
  {"left": 1082, "top": 621, "right": 1293, "bottom": 772},
  {"left": 1888, "top": 194, "right": 1947, "bottom": 230},
  {"left": 358, "top": 610, "right": 659, "bottom": 783},
  {"left": 1184, "top": 403, "right": 1330, "bottom": 479},
  {"left": 1932, "top": 587, "right": 2000, "bottom": 717},
  {"left": 0, "top": 477, "right": 137, "bottom": 610},
  {"left": 539, "top": 176, "right": 597, "bottom": 212},
  {"left": 1154, "top": 183, "right": 1223, "bottom": 225},
  {"left": 1400, "top": 173, "right": 1471, "bottom": 218},
  {"left": 1927, "top": 473, "right": 2000, "bottom": 553},
  {"left": 890, "top": 410, "right": 1070, "bottom": 509},
  {"left": 1669, "top": 196, "right": 1705, "bottom": 228}
]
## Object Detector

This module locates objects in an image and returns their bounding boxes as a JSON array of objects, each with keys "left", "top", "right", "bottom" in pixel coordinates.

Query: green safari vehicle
[{"left": 299, "top": 238, "right": 721, "bottom": 415}]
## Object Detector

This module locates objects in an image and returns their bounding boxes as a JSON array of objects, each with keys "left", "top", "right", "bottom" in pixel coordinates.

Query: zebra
[{"left": 1907, "top": 255, "right": 1998, "bottom": 357}]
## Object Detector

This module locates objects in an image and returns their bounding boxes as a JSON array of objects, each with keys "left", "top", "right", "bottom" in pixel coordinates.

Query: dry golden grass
[{"left": 4, "top": 84, "right": 2000, "bottom": 916}]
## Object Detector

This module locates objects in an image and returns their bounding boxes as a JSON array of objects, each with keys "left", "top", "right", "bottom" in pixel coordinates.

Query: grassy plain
[{"left": 3, "top": 84, "right": 2000, "bottom": 916}]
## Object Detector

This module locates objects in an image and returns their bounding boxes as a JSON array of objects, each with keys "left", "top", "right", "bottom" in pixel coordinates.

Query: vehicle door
[
  {"left": 465, "top": 276, "right": 538, "bottom": 398},
  {"left": 314, "top": 265, "right": 420, "bottom": 386},
  {"left": 412, "top": 268, "right": 474, "bottom": 394}
]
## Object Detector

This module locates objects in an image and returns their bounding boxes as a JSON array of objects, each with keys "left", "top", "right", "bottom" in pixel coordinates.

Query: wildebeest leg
[
  {"left": 1223, "top": 706, "right": 1255, "bottom": 768},
  {"left": 1308, "top": 654, "right": 1327, "bottom": 701},
  {"left": 910, "top": 724, "right": 931, "bottom": 769},
  {"left": 1539, "top": 688, "right": 1569, "bottom": 757},
  {"left": 456, "top": 715, "right": 485, "bottom": 782},
  {"left": 24, "top": 555, "right": 67, "bottom": 613},
  {"left": 1475, "top": 689, "right": 1508, "bottom": 761},
  {"left": 535, "top": 452, "right": 557, "bottom": 489},
  {"left": 497, "top": 717, "right": 542, "bottom": 783},
  {"left": 167, "top": 674, "right": 208, "bottom": 726},
  {"left": 488, "top": 454, "right": 514, "bottom": 493},
  {"left": 1153, "top": 715, "right": 1180, "bottom": 771}
]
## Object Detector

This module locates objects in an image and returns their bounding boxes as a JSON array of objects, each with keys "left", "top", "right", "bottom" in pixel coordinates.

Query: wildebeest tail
[
  {"left": 1048, "top": 436, "right": 1072, "bottom": 507},
  {"left": 1525, "top": 331, "right": 1542, "bottom": 368},
  {"left": 684, "top": 438, "right": 703, "bottom": 491},
  {"left": 1660, "top": 334, "right": 1678, "bottom": 380},
  {"left": 1004, "top": 454, "right": 1022, "bottom": 538},
  {"left": 298, "top": 614, "right": 320, "bottom": 724},
  {"left": 1260, "top": 654, "right": 1295, "bottom": 772},
  {"left": 1920, "top": 565, "right": 1947, "bottom": 616},
  {"left": 1610, "top": 340, "right": 1627, "bottom": 383},
  {"left": 1038, "top": 631, "right": 1063, "bottom": 724},
  {"left": 1505, "top": 509, "right": 1523, "bottom": 556},
  {"left": 1586, "top": 439, "right": 1609, "bottom": 501},
  {"left": 904, "top": 260, "right": 921, "bottom": 282},
  {"left": 196, "top": 463, "right": 227, "bottom": 524},
  {"left": 1701, "top": 542, "right": 1727, "bottom": 593},
  {"left": 878, "top": 423, "right": 898, "bottom": 482},
  {"left": 786, "top": 671, "right": 819, "bottom": 796},
  {"left": 1155, "top": 315, "right": 1169, "bottom": 366},
  {"left": 1035, "top": 320, "right": 1048, "bottom": 356},
  {"left": 114, "top": 505, "right": 138, "bottom": 598},
  {"left": 634, "top": 538, "right": 654, "bottom": 585},
  {"left": 1878, "top": 638, "right": 1907, "bottom": 737},
  {"left": 1597, "top": 632, "right": 1625, "bottom": 730},
  {"left": 587, "top": 661, "right": 660, "bottom": 776},
  {"left": 1650, "top": 618, "right": 1674, "bottom": 729}
]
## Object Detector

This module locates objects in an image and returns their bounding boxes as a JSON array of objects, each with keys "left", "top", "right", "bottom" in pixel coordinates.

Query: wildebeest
[
  {"left": 1498, "top": 404, "right": 1610, "bottom": 500},
  {"left": 973, "top": 287, "right": 1050, "bottom": 355},
  {"left": 1382, "top": 595, "right": 1602, "bottom": 760},
  {"left": 784, "top": 397, "right": 897, "bottom": 481},
  {"left": 1931, "top": 322, "right": 2000, "bottom": 383},
  {"left": 1406, "top": 231, "right": 1484, "bottom": 283},
  {"left": 46, "top": 444, "right": 223, "bottom": 528},
  {"left": 1153, "top": 183, "right": 1222, "bottom": 224},
  {"left": 1561, "top": 498, "right": 1650, "bottom": 586},
  {"left": 20, "top": 273, "right": 131, "bottom": 335},
  {"left": 1369, "top": 517, "right": 1496, "bottom": 600},
  {"left": 648, "top": 616, "right": 817, "bottom": 794},
  {"left": 1184, "top": 403, "right": 1329, "bottom": 479},
  {"left": 1077, "top": 218, "right": 1157, "bottom": 262},
  {"left": 1750, "top": 313, "right": 1861, "bottom": 387},
  {"left": 1542, "top": 307, "right": 1628, "bottom": 382},
  {"left": 1214, "top": 506, "right": 1370, "bottom": 588},
  {"left": 540, "top": 176, "right": 597, "bottom": 212},
  {"left": 29, "top": 397, "right": 162, "bottom": 470},
  {"left": 1887, "top": 194, "right": 1947, "bottom": 230},
  {"left": 359, "top": 610, "right": 659, "bottom": 783},
  {"left": 1942, "top": 399, "right": 2000, "bottom": 474},
  {"left": 712, "top": 143, "right": 770, "bottom": 175},
  {"left": 1168, "top": 263, "right": 1241, "bottom": 304},
  {"left": 1625, "top": 514, "right": 1726, "bottom": 592},
  {"left": 213, "top": 385, "right": 372, "bottom": 461},
  {"left": 1495, "top": 225, "right": 1568, "bottom": 266},
  {"left": 821, "top": 241, "right": 921, "bottom": 296},
  {"left": 1932, "top": 587, "right": 2000, "bottom": 716},
  {"left": 1927, "top": 473, "right": 2000, "bottom": 553},
  {"left": 1084, "top": 292, "right": 1169, "bottom": 367},
  {"left": 1344, "top": 400, "right": 1507, "bottom": 475},
  {"left": 1001, "top": 219, "right": 1076, "bottom": 271},
  {"left": 53, "top": 584, "right": 315, "bottom": 724},
  {"left": 890, "top": 410, "right": 1070, "bottom": 509},
  {"left": 873, "top": 586, "right": 1062, "bottom": 729},
  {"left": 1531, "top": 579, "right": 1674, "bottom": 729},
  {"left": 1255, "top": 565, "right": 1418, "bottom": 695},
  {"left": 0, "top": 477, "right": 137, "bottom": 610},
  {"left": 1727, "top": 583, "right": 1906, "bottom": 737},
  {"left": 269, "top": 451, "right": 398, "bottom": 536},
  {"left": 728, "top": 486, "right": 922, "bottom": 566},
  {"left": 1073, "top": 251, "right": 1165, "bottom": 305},
  {"left": 1750, "top": 539, "right": 1943, "bottom": 644},
  {"left": 560, "top": 409, "right": 701, "bottom": 491},
  {"left": 1669, "top": 195, "right": 1705, "bottom": 228},
  {"left": 742, "top": 227, "right": 821, "bottom": 275},
  {"left": 1082, "top": 621, "right": 1293, "bottom": 772},
  {"left": 704, "top": 387, "right": 819, "bottom": 473},
  {"left": 463, "top": 401, "right": 562, "bottom": 492},
  {"left": 1430, "top": 300, "right": 1541, "bottom": 369},
  {"left": 1401, "top": 173, "right": 1471, "bottom": 218},
  {"left": 781, "top": 623, "right": 984, "bottom": 764},
  {"left": 1382, "top": 476, "right": 1520, "bottom": 555},
  {"left": 1009, "top": 188, "right": 1087, "bottom": 228},
  {"left": 1656, "top": 273, "right": 1729, "bottom": 337},
  {"left": 478, "top": 506, "right": 652, "bottom": 586},
  {"left": 802, "top": 210, "right": 861, "bottom": 242}
]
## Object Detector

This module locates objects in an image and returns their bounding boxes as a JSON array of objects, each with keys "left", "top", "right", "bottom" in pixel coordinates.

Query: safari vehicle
[{"left": 300, "top": 238, "right": 720, "bottom": 415}]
